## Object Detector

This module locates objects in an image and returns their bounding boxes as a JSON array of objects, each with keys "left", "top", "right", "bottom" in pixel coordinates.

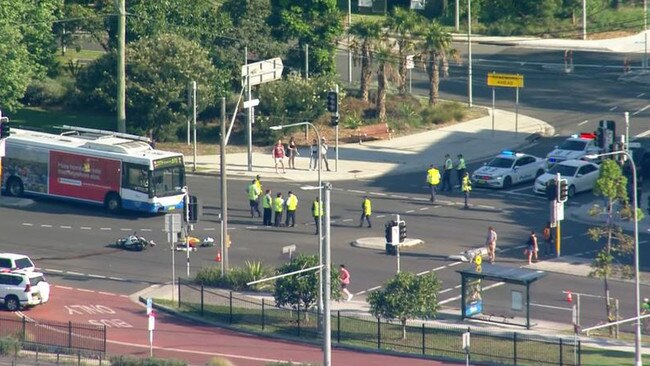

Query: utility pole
[
  {"left": 305, "top": 44, "right": 309, "bottom": 80},
  {"left": 323, "top": 182, "right": 332, "bottom": 366},
  {"left": 192, "top": 81, "right": 197, "bottom": 173},
  {"left": 117, "top": 0, "right": 126, "bottom": 132},
  {"left": 220, "top": 97, "right": 229, "bottom": 273},
  {"left": 245, "top": 46, "right": 253, "bottom": 172},
  {"left": 455, "top": 0, "right": 460, "bottom": 31},
  {"left": 348, "top": 0, "right": 352, "bottom": 84},
  {"left": 582, "top": 0, "right": 587, "bottom": 40},
  {"left": 467, "top": 0, "right": 473, "bottom": 107}
]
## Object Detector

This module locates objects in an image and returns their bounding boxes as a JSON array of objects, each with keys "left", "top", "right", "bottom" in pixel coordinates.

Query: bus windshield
[{"left": 152, "top": 165, "right": 185, "bottom": 197}]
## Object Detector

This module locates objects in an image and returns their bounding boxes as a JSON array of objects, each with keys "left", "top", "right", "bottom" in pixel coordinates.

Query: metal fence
[
  {"left": 176, "top": 279, "right": 581, "bottom": 366},
  {"left": 0, "top": 314, "right": 106, "bottom": 356}
]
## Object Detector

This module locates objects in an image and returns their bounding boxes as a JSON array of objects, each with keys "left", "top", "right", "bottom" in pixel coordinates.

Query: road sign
[
  {"left": 555, "top": 200, "right": 564, "bottom": 221},
  {"left": 0, "top": 139, "right": 5, "bottom": 157},
  {"left": 146, "top": 297, "right": 152, "bottom": 315},
  {"left": 242, "top": 57, "right": 284, "bottom": 86},
  {"left": 148, "top": 312, "right": 155, "bottom": 331},
  {"left": 462, "top": 332, "right": 470, "bottom": 350},
  {"left": 164, "top": 213, "right": 182, "bottom": 234},
  {"left": 487, "top": 73, "right": 524, "bottom": 88},
  {"left": 405, "top": 55, "right": 415, "bottom": 69},
  {"left": 243, "top": 98, "right": 260, "bottom": 109}
]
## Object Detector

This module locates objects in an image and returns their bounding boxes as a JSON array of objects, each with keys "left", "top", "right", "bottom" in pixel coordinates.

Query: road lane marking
[
  {"left": 632, "top": 104, "right": 650, "bottom": 115},
  {"left": 80, "top": 226, "right": 92, "bottom": 230},
  {"left": 119, "top": 228, "right": 132, "bottom": 231},
  {"left": 635, "top": 130, "right": 650, "bottom": 139},
  {"left": 54, "top": 285, "right": 73, "bottom": 290},
  {"left": 577, "top": 120, "right": 589, "bottom": 126},
  {"left": 419, "top": 207, "right": 429, "bottom": 211},
  {"left": 41, "top": 224, "right": 52, "bottom": 228},
  {"left": 342, "top": 219, "right": 353, "bottom": 222},
  {"left": 58, "top": 225, "right": 71, "bottom": 229},
  {"left": 417, "top": 271, "right": 429, "bottom": 276},
  {"left": 245, "top": 226, "right": 257, "bottom": 229},
  {"left": 99, "top": 292, "right": 116, "bottom": 296},
  {"left": 67, "top": 271, "right": 84, "bottom": 276},
  {"left": 412, "top": 197, "right": 429, "bottom": 201},
  {"left": 564, "top": 235, "right": 574, "bottom": 239},
  {"left": 477, "top": 205, "right": 496, "bottom": 209},
  {"left": 45, "top": 269, "right": 63, "bottom": 273},
  {"left": 370, "top": 192, "right": 387, "bottom": 196},
  {"left": 22, "top": 223, "right": 33, "bottom": 226},
  {"left": 100, "top": 227, "right": 111, "bottom": 231},
  {"left": 638, "top": 93, "right": 646, "bottom": 98},
  {"left": 376, "top": 214, "right": 386, "bottom": 218},
  {"left": 348, "top": 189, "right": 365, "bottom": 194},
  {"left": 405, "top": 210, "right": 414, "bottom": 213},
  {"left": 88, "top": 274, "right": 107, "bottom": 279},
  {"left": 609, "top": 106, "right": 618, "bottom": 111},
  {"left": 77, "top": 288, "right": 94, "bottom": 293},
  {"left": 391, "top": 195, "right": 408, "bottom": 199},
  {"left": 109, "top": 276, "right": 126, "bottom": 281},
  {"left": 204, "top": 227, "right": 216, "bottom": 231},
  {"left": 530, "top": 303, "right": 572, "bottom": 311}
]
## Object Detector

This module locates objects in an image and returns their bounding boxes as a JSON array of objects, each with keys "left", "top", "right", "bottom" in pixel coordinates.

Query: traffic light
[
  {"left": 185, "top": 195, "right": 199, "bottom": 223},
  {"left": 331, "top": 115, "right": 339, "bottom": 127},
  {"left": 558, "top": 179, "right": 569, "bottom": 202},
  {"left": 546, "top": 180, "right": 557, "bottom": 201},
  {"left": 326, "top": 91, "right": 338, "bottom": 113},
  {"left": 0, "top": 120, "right": 9, "bottom": 138},
  {"left": 398, "top": 221, "right": 407, "bottom": 243},
  {"left": 384, "top": 220, "right": 397, "bottom": 255}
]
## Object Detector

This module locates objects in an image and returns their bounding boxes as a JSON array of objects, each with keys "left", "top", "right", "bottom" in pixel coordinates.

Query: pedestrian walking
[
  {"left": 486, "top": 226, "right": 497, "bottom": 264},
  {"left": 254, "top": 174, "right": 262, "bottom": 193},
  {"left": 359, "top": 196, "right": 372, "bottom": 228},
  {"left": 312, "top": 196, "right": 323, "bottom": 235},
  {"left": 426, "top": 164, "right": 441, "bottom": 203},
  {"left": 441, "top": 154, "right": 453, "bottom": 191},
  {"left": 461, "top": 172, "right": 472, "bottom": 209},
  {"left": 272, "top": 139, "right": 286, "bottom": 174},
  {"left": 285, "top": 191, "right": 298, "bottom": 227},
  {"left": 456, "top": 154, "right": 466, "bottom": 189},
  {"left": 339, "top": 264, "right": 353, "bottom": 301},
  {"left": 309, "top": 139, "right": 319, "bottom": 171},
  {"left": 262, "top": 189, "right": 273, "bottom": 226},
  {"left": 321, "top": 137, "right": 331, "bottom": 172},
  {"left": 247, "top": 179, "right": 262, "bottom": 217},
  {"left": 287, "top": 137, "right": 298, "bottom": 169},
  {"left": 542, "top": 222, "right": 554, "bottom": 256},
  {"left": 525, "top": 231, "right": 538, "bottom": 265},
  {"left": 273, "top": 192, "right": 284, "bottom": 227}
]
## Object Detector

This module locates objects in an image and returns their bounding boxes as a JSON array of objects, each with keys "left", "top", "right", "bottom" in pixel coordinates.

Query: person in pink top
[
  {"left": 339, "top": 264, "right": 353, "bottom": 301},
  {"left": 272, "top": 139, "right": 286, "bottom": 174}
]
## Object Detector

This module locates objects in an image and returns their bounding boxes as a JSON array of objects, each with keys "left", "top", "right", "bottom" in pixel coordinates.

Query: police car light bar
[
  {"left": 579, "top": 132, "right": 596, "bottom": 140},
  {"left": 500, "top": 150, "right": 514, "bottom": 156}
]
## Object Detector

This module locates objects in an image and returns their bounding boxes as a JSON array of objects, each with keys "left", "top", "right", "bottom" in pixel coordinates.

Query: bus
[{"left": 1, "top": 126, "right": 186, "bottom": 214}]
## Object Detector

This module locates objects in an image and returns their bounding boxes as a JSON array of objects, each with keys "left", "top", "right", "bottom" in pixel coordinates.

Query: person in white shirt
[{"left": 320, "top": 137, "right": 331, "bottom": 172}]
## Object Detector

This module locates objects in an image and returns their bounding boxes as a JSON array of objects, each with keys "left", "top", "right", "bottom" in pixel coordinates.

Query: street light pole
[
  {"left": 467, "top": 0, "right": 473, "bottom": 107},
  {"left": 323, "top": 182, "right": 332, "bottom": 366}
]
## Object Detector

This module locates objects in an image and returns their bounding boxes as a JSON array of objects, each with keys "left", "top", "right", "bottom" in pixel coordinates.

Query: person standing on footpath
[
  {"left": 441, "top": 154, "right": 453, "bottom": 192},
  {"left": 456, "top": 154, "right": 466, "bottom": 190},
  {"left": 247, "top": 179, "right": 262, "bottom": 218},
  {"left": 262, "top": 189, "right": 273, "bottom": 226},
  {"left": 287, "top": 137, "right": 298, "bottom": 170},
  {"left": 525, "top": 231, "right": 538, "bottom": 265},
  {"left": 273, "top": 192, "right": 284, "bottom": 227},
  {"left": 285, "top": 191, "right": 298, "bottom": 227},
  {"left": 339, "top": 264, "right": 353, "bottom": 301},
  {"left": 359, "top": 196, "right": 372, "bottom": 228},
  {"left": 272, "top": 139, "right": 286, "bottom": 174},
  {"left": 254, "top": 174, "right": 262, "bottom": 193},
  {"left": 486, "top": 226, "right": 497, "bottom": 263},
  {"left": 542, "top": 222, "right": 554, "bottom": 256},
  {"left": 321, "top": 137, "right": 331, "bottom": 172},
  {"left": 312, "top": 196, "right": 323, "bottom": 235},
  {"left": 309, "top": 139, "right": 319, "bottom": 171},
  {"left": 426, "top": 164, "right": 441, "bottom": 203},
  {"left": 461, "top": 172, "right": 472, "bottom": 209}
]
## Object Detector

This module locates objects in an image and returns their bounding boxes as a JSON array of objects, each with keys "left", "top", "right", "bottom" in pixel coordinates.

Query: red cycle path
[{"left": 23, "top": 286, "right": 460, "bottom": 366}]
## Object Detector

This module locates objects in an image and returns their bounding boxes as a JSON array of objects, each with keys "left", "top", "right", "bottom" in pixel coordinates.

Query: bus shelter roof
[{"left": 457, "top": 264, "right": 547, "bottom": 285}]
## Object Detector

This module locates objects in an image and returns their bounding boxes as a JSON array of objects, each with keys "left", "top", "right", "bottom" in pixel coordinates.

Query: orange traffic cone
[
  {"left": 215, "top": 250, "right": 222, "bottom": 262},
  {"left": 566, "top": 290, "right": 572, "bottom": 303}
]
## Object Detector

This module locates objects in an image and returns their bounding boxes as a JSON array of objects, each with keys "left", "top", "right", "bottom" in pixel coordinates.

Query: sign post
[
  {"left": 406, "top": 55, "right": 415, "bottom": 93},
  {"left": 462, "top": 330, "right": 470, "bottom": 366},
  {"left": 148, "top": 310, "right": 155, "bottom": 357},
  {"left": 164, "top": 213, "right": 182, "bottom": 301},
  {"left": 486, "top": 72, "right": 525, "bottom": 136}
]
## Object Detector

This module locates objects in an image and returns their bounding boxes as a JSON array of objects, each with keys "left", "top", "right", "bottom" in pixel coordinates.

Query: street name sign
[
  {"left": 242, "top": 57, "right": 284, "bottom": 86},
  {"left": 243, "top": 98, "right": 260, "bottom": 109},
  {"left": 487, "top": 73, "right": 524, "bottom": 88}
]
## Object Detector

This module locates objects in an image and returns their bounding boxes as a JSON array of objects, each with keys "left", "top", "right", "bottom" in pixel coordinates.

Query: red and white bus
[{"left": 1, "top": 126, "right": 186, "bottom": 213}]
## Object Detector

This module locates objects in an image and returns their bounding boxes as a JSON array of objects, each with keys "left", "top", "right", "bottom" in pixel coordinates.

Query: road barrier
[{"left": 175, "top": 279, "right": 580, "bottom": 366}]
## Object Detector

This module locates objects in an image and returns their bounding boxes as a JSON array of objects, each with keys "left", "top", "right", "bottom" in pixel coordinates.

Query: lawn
[{"left": 10, "top": 107, "right": 114, "bottom": 132}]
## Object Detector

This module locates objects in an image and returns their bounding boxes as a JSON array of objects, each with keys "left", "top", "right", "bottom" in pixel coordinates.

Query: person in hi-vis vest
[
  {"left": 285, "top": 191, "right": 298, "bottom": 227},
  {"left": 312, "top": 197, "right": 323, "bottom": 235},
  {"left": 426, "top": 164, "right": 441, "bottom": 203},
  {"left": 273, "top": 192, "right": 284, "bottom": 227},
  {"left": 359, "top": 196, "right": 372, "bottom": 228}
]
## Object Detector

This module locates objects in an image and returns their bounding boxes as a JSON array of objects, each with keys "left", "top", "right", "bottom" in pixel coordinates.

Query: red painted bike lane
[{"left": 22, "top": 286, "right": 461, "bottom": 366}]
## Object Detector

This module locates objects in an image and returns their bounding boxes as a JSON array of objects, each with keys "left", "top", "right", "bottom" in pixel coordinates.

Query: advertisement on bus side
[{"left": 49, "top": 151, "right": 121, "bottom": 202}]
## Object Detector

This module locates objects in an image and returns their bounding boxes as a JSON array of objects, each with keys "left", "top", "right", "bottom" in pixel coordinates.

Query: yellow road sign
[{"left": 487, "top": 73, "right": 524, "bottom": 88}]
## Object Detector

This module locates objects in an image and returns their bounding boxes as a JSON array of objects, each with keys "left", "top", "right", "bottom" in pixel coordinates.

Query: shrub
[
  {"left": 22, "top": 78, "right": 68, "bottom": 106},
  {"left": 207, "top": 357, "right": 235, "bottom": 366},
  {"left": 420, "top": 101, "right": 466, "bottom": 125},
  {"left": 341, "top": 113, "right": 363, "bottom": 130},
  {"left": 109, "top": 356, "right": 187, "bottom": 366},
  {"left": 195, "top": 261, "right": 274, "bottom": 292},
  {"left": 0, "top": 336, "right": 20, "bottom": 356}
]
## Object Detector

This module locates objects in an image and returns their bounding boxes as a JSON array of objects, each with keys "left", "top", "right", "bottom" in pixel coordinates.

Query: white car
[
  {"left": 471, "top": 151, "right": 547, "bottom": 189},
  {"left": 0, "top": 271, "right": 50, "bottom": 311},
  {"left": 546, "top": 134, "right": 601, "bottom": 166},
  {"left": 534, "top": 160, "right": 600, "bottom": 197},
  {"left": 0, "top": 253, "right": 35, "bottom": 272}
]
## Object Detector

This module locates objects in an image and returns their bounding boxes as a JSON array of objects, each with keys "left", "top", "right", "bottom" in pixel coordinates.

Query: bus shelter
[{"left": 457, "top": 264, "right": 547, "bottom": 329}]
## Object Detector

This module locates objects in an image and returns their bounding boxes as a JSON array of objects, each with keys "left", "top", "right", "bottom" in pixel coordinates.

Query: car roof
[
  {"left": 556, "top": 159, "right": 596, "bottom": 167},
  {"left": 0, "top": 253, "right": 31, "bottom": 260}
]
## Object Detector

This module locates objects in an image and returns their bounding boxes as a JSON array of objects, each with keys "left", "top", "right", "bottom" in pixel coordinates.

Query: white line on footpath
[
  {"left": 22, "top": 223, "right": 33, "bottom": 226},
  {"left": 141, "top": 228, "right": 152, "bottom": 232},
  {"left": 632, "top": 104, "right": 650, "bottom": 116},
  {"left": 98, "top": 291, "right": 116, "bottom": 296},
  {"left": 342, "top": 219, "right": 353, "bottom": 222},
  {"left": 577, "top": 120, "right": 589, "bottom": 126},
  {"left": 204, "top": 228, "right": 216, "bottom": 231},
  {"left": 638, "top": 93, "right": 646, "bottom": 98},
  {"left": 54, "top": 285, "right": 73, "bottom": 290},
  {"left": 609, "top": 106, "right": 618, "bottom": 111},
  {"left": 245, "top": 226, "right": 257, "bottom": 229},
  {"left": 477, "top": 205, "right": 495, "bottom": 209}
]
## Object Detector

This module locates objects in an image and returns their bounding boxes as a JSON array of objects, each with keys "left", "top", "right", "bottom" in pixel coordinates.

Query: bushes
[
  {"left": 22, "top": 78, "right": 70, "bottom": 106},
  {"left": 195, "top": 260, "right": 274, "bottom": 292},
  {"left": 110, "top": 356, "right": 187, "bottom": 366},
  {"left": 0, "top": 336, "right": 20, "bottom": 356},
  {"left": 207, "top": 357, "right": 235, "bottom": 366},
  {"left": 420, "top": 101, "right": 466, "bottom": 125}
]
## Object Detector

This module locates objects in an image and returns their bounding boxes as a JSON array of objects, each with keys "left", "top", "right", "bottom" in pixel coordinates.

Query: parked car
[
  {"left": 0, "top": 253, "right": 35, "bottom": 272},
  {"left": 0, "top": 271, "right": 50, "bottom": 311},
  {"left": 471, "top": 151, "right": 546, "bottom": 189},
  {"left": 534, "top": 160, "right": 600, "bottom": 197},
  {"left": 546, "top": 134, "right": 601, "bottom": 167}
]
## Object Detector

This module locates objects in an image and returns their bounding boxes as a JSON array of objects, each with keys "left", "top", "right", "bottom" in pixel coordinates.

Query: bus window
[
  {"left": 152, "top": 165, "right": 184, "bottom": 197},
  {"left": 122, "top": 163, "right": 150, "bottom": 194}
]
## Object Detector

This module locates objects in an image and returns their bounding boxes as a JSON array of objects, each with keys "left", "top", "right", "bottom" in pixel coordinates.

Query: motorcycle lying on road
[{"left": 115, "top": 233, "right": 156, "bottom": 251}]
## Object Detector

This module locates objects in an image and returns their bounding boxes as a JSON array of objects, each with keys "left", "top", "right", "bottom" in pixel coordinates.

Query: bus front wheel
[
  {"left": 6, "top": 178, "right": 24, "bottom": 197},
  {"left": 105, "top": 193, "right": 122, "bottom": 214}
]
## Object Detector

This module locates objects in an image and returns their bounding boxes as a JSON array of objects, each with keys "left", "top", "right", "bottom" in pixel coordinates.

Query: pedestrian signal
[
  {"left": 398, "top": 221, "right": 407, "bottom": 243},
  {"left": 331, "top": 115, "right": 339, "bottom": 127},
  {"left": 546, "top": 180, "right": 557, "bottom": 201},
  {"left": 185, "top": 195, "right": 200, "bottom": 223},
  {"left": 0, "top": 120, "right": 9, "bottom": 138},
  {"left": 558, "top": 179, "right": 569, "bottom": 202},
  {"left": 326, "top": 91, "right": 338, "bottom": 113}
]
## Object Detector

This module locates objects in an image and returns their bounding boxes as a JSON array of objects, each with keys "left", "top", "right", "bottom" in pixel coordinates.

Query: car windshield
[
  {"left": 487, "top": 157, "right": 514, "bottom": 169},
  {"left": 15, "top": 258, "right": 33, "bottom": 269},
  {"left": 558, "top": 140, "right": 587, "bottom": 151},
  {"left": 548, "top": 164, "right": 577, "bottom": 177},
  {"left": 152, "top": 165, "right": 185, "bottom": 197}
]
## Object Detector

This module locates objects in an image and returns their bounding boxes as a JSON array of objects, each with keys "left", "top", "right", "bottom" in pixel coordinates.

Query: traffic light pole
[
  {"left": 396, "top": 214, "right": 401, "bottom": 274},
  {"left": 335, "top": 85, "right": 339, "bottom": 172},
  {"left": 556, "top": 173, "right": 562, "bottom": 257}
]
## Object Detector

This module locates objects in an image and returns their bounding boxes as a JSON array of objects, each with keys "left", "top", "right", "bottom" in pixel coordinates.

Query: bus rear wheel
[
  {"left": 6, "top": 178, "right": 24, "bottom": 197},
  {"left": 105, "top": 193, "right": 122, "bottom": 214}
]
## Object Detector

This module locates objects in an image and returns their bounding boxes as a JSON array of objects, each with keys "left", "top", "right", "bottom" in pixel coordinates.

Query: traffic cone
[
  {"left": 566, "top": 290, "right": 572, "bottom": 303},
  {"left": 215, "top": 250, "right": 221, "bottom": 262}
]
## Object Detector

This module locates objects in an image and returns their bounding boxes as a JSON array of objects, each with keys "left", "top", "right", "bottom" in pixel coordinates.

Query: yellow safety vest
[
  {"left": 248, "top": 184, "right": 260, "bottom": 200},
  {"left": 445, "top": 158, "right": 453, "bottom": 170},
  {"left": 457, "top": 158, "right": 466, "bottom": 170},
  {"left": 427, "top": 168, "right": 440, "bottom": 185},
  {"left": 254, "top": 179, "right": 262, "bottom": 192},
  {"left": 312, "top": 201, "right": 323, "bottom": 217},
  {"left": 362, "top": 198, "right": 371, "bottom": 216},
  {"left": 263, "top": 194, "right": 272, "bottom": 208},
  {"left": 462, "top": 176, "right": 472, "bottom": 192},
  {"left": 273, "top": 197, "right": 284, "bottom": 212},
  {"left": 287, "top": 195, "right": 298, "bottom": 211}
]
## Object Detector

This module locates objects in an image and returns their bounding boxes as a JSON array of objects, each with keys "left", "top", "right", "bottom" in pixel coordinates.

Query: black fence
[
  {"left": 176, "top": 279, "right": 581, "bottom": 366},
  {"left": 0, "top": 314, "right": 106, "bottom": 356}
]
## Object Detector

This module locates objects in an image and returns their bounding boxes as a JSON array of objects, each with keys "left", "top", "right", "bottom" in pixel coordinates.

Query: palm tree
[
  {"left": 384, "top": 8, "right": 422, "bottom": 94},
  {"left": 348, "top": 20, "right": 383, "bottom": 102},
  {"left": 374, "top": 45, "right": 398, "bottom": 122},
  {"left": 417, "top": 22, "right": 456, "bottom": 106}
]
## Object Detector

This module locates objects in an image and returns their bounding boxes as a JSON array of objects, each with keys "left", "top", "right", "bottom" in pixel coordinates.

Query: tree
[
  {"left": 384, "top": 8, "right": 423, "bottom": 94},
  {"left": 417, "top": 22, "right": 457, "bottom": 106},
  {"left": 274, "top": 254, "right": 342, "bottom": 313},
  {"left": 375, "top": 45, "right": 399, "bottom": 122},
  {"left": 368, "top": 272, "right": 441, "bottom": 340},
  {"left": 588, "top": 158, "right": 638, "bottom": 333},
  {"left": 348, "top": 20, "right": 383, "bottom": 102},
  {"left": 75, "top": 34, "right": 229, "bottom": 140},
  {"left": 269, "top": 0, "right": 343, "bottom": 76}
]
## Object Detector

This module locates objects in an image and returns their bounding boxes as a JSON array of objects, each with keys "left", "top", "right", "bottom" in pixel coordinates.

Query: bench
[{"left": 357, "top": 123, "right": 391, "bottom": 143}]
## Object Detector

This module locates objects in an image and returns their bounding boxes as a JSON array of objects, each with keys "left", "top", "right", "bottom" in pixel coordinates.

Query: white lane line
[
  {"left": 505, "top": 186, "right": 533, "bottom": 193},
  {"left": 22, "top": 223, "right": 33, "bottom": 226},
  {"left": 433, "top": 265, "right": 446, "bottom": 271},
  {"left": 348, "top": 189, "right": 365, "bottom": 194},
  {"left": 100, "top": 227, "right": 111, "bottom": 231},
  {"left": 577, "top": 120, "right": 589, "bottom": 126},
  {"left": 342, "top": 219, "right": 353, "bottom": 222},
  {"left": 477, "top": 205, "right": 495, "bottom": 209},
  {"left": 109, "top": 276, "right": 125, "bottom": 281},
  {"left": 419, "top": 207, "right": 429, "bottom": 211},
  {"left": 204, "top": 228, "right": 216, "bottom": 231},
  {"left": 80, "top": 226, "right": 92, "bottom": 230},
  {"left": 405, "top": 210, "right": 415, "bottom": 213},
  {"left": 530, "top": 303, "right": 572, "bottom": 311},
  {"left": 564, "top": 235, "right": 574, "bottom": 239},
  {"left": 447, "top": 262, "right": 463, "bottom": 268},
  {"left": 66, "top": 271, "right": 84, "bottom": 276},
  {"left": 120, "top": 228, "right": 132, "bottom": 231},
  {"left": 87, "top": 274, "right": 106, "bottom": 279},
  {"left": 77, "top": 288, "right": 94, "bottom": 293},
  {"left": 412, "top": 197, "right": 429, "bottom": 201},
  {"left": 376, "top": 214, "right": 386, "bottom": 218},
  {"left": 370, "top": 192, "right": 387, "bottom": 196},
  {"left": 440, "top": 296, "right": 461, "bottom": 305},
  {"left": 439, "top": 288, "right": 454, "bottom": 294},
  {"left": 635, "top": 130, "right": 650, "bottom": 139},
  {"left": 54, "top": 285, "right": 73, "bottom": 290},
  {"left": 609, "top": 106, "right": 618, "bottom": 111},
  {"left": 41, "top": 224, "right": 52, "bottom": 228},
  {"left": 44, "top": 269, "right": 63, "bottom": 273},
  {"left": 632, "top": 104, "right": 650, "bottom": 116},
  {"left": 141, "top": 228, "right": 153, "bottom": 232},
  {"left": 417, "top": 270, "right": 429, "bottom": 276},
  {"left": 98, "top": 292, "right": 116, "bottom": 296},
  {"left": 640, "top": 240, "right": 648, "bottom": 244},
  {"left": 391, "top": 195, "right": 408, "bottom": 199},
  {"left": 638, "top": 93, "right": 646, "bottom": 98}
]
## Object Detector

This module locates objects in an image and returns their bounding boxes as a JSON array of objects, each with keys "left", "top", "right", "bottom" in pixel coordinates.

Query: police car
[
  {"left": 533, "top": 159, "right": 600, "bottom": 197},
  {"left": 471, "top": 151, "right": 547, "bottom": 189},
  {"left": 546, "top": 133, "right": 601, "bottom": 167}
]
